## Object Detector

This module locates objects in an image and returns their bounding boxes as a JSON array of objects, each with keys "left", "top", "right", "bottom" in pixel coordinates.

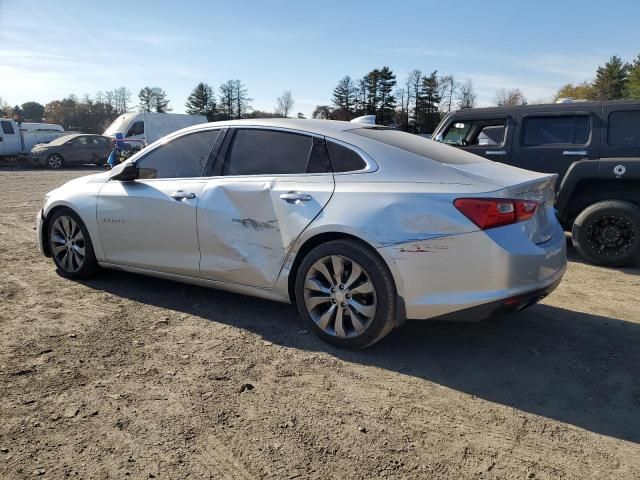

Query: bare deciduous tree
[
  {"left": 457, "top": 79, "right": 476, "bottom": 109},
  {"left": 494, "top": 88, "right": 527, "bottom": 107},
  {"left": 275, "top": 90, "right": 295, "bottom": 118}
]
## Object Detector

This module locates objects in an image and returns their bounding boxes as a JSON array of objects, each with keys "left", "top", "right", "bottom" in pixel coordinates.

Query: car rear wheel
[
  {"left": 572, "top": 200, "right": 640, "bottom": 267},
  {"left": 47, "top": 208, "right": 99, "bottom": 278},
  {"left": 294, "top": 239, "right": 398, "bottom": 349},
  {"left": 47, "top": 153, "right": 64, "bottom": 169}
]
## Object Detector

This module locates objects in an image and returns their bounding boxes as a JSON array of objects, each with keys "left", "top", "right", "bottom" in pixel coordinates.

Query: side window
[
  {"left": 442, "top": 121, "right": 472, "bottom": 145},
  {"left": 522, "top": 115, "right": 590, "bottom": 146},
  {"left": 474, "top": 124, "right": 505, "bottom": 146},
  {"left": 137, "top": 130, "right": 220, "bottom": 179},
  {"left": 126, "top": 121, "right": 144, "bottom": 137},
  {"left": 326, "top": 141, "right": 366, "bottom": 172},
  {"left": 76, "top": 136, "right": 89, "bottom": 145},
  {"left": 1, "top": 120, "right": 15, "bottom": 135},
  {"left": 442, "top": 119, "right": 507, "bottom": 146},
  {"left": 224, "top": 129, "right": 329, "bottom": 176},
  {"left": 608, "top": 111, "right": 640, "bottom": 146}
]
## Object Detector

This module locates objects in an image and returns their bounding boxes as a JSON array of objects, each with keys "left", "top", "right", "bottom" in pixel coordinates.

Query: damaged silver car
[{"left": 36, "top": 119, "right": 566, "bottom": 348}]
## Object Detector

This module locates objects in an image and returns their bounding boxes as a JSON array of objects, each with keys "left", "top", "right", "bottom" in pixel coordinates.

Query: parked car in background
[
  {"left": 103, "top": 112, "right": 207, "bottom": 149},
  {"left": 31, "top": 134, "right": 112, "bottom": 169},
  {"left": 37, "top": 119, "right": 566, "bottom": 348},
  {"left": 432, "top": 100, "right": 640, "bottom": 267},
  {"left": 0, "top": 119, "right": 68, "bottom": 160}
]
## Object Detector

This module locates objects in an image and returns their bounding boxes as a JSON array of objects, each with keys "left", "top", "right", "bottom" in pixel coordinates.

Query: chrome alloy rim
[
  {"left": 303, "top": 255, "right": 377, "bottom": 338},
  {"left": 48, "top": 154, "right": 63, "bottom": 168},
  {"left": 50, "top": 215, "right": 85, "bottom": 272}
]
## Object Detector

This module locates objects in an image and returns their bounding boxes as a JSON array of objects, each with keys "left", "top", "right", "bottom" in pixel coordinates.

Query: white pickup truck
[{"left": 0, "top": 119, "right": 68, "bottom": 160}]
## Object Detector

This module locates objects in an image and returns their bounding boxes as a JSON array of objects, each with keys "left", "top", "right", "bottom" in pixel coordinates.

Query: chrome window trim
[{"left": 323, "top": 136, "right": 378, "bottom": 175}]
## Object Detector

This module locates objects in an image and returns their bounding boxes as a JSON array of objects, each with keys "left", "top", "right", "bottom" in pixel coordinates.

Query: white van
[{"left": 103, "top": 112, "right": 207, "bottom": 148}]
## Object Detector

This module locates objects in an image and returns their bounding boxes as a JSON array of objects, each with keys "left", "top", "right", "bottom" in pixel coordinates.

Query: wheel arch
[{"left": 282, "top": 230, "right": 407, "bottom": 325}]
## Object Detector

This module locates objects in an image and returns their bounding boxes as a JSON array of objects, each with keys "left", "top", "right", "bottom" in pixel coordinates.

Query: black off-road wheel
[
  {"left": 572, "top": 200, "right": 640, "bottom": 267},
  {"left": 47, "top": 208, "right": 99, "bottom": 278},
  {"left": 294, "top": 239, "right": 398, "bottom": 349}
]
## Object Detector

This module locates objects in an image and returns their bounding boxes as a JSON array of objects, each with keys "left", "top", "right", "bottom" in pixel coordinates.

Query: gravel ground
[{"left": 1, "top": 167, "right": 639, "bottom": 479}]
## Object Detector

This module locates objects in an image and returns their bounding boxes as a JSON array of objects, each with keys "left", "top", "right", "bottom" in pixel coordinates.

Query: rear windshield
[{"left": 347, "top": 127, "right": 480, "bottom": 164}]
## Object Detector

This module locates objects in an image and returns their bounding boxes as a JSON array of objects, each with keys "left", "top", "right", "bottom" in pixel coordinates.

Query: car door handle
[
  {"left": 279, "top": 191, "right": 312, "bottom": 203},
  {"left": 170, "top": 190, "right": 196, "bottom": 200},
  {"left": 485, "top": 150, "right": 507, "bottom": 156},
  {"left": 563, "top": 150, "right": 588, "bottom": 156}
]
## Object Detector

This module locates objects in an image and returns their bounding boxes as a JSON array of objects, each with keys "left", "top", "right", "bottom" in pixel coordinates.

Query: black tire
[
  {"left": 47, "top": 208, "right": 99, "bottom": 278},
  {"left": 294, "top": 239, "right": 398, "bottom": 349},
  {"left": 572, "top": 200, "right": 640, "bottom": 267},
  {"left": 46, "top": 153, "right": 64, "bottom": 169}
]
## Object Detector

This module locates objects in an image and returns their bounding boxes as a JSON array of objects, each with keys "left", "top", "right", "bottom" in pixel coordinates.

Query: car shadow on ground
[
  {"left": 565, "top": 240, "right": 640, "bottom": 275},
  {"left": 79, "top": 266, "right": 640, "bottom": 444}
]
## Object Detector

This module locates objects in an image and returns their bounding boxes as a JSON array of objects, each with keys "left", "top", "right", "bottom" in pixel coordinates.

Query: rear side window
[
  {"left": 326, "top": 141, "right": 366, "bottom": 172},
  {"left": 1, "top": 121, "right": 15, "bottom": 135},
  {"left": 137, "top": 130, "right": 219, "bottom": 179},
  {"left": 608, "top": 111, "right": 640, "bottom": 146},
  {"left": 224, "top": 129, "right": 330, "bottom": 175},
  {"left": 522, "top": 115, "right": 590, "bottom": 146}
]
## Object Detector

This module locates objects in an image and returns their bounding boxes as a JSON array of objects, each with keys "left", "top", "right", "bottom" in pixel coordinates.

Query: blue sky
[{"left": 1, "top": 0, "right": 639, "bottom": 118}]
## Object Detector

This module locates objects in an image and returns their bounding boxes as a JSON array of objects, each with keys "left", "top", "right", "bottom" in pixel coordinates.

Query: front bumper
[{"left": 382, "top": 221, "right": 567, "bottom": 320}]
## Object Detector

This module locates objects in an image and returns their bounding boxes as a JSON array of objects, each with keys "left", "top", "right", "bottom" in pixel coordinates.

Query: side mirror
[
  {"left": 434, "top": 134, "right": 443, "bottom": 143},
  {"left": 109, "top": 161, "right": 138, "bottom": 181}
]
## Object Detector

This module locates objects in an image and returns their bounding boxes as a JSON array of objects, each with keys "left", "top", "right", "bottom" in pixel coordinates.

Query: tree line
[
  {"left": 313, "top": 67, "right": 476, "bottom": 133},
  {"left": 2, "top": 52, "right": 639, "bottom": 133}
]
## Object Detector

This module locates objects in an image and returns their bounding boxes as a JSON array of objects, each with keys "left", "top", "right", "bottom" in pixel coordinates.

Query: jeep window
[
  {"left": 522, "top": 115, "right": 590, "bottom": 146},
  {"left": 442, "top": 121, "right": 472, "bottom": 145},
  {"left": 608, "top": 110, "right": 640, "bottom": 146},
  {"left": 441, "top": 119, "right": 506, "bottom": 146}
]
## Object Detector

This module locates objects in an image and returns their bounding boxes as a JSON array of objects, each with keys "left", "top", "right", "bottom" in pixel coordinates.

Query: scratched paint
[{"left": 232, "top": 218, "right": 278, "bottom": 231}]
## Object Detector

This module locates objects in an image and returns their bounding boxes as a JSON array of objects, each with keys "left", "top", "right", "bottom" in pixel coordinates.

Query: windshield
[
  {"left": 46, "top": 134, "right": 77, "bottom": 146},
  {"left": 104, "top": 116, "right": 132, "bottom": 136}
]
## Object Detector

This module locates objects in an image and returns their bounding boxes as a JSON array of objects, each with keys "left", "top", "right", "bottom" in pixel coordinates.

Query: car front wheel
[
  {"left": 47, "top": 208, "right": 99, "bottom": 278},
  {"left": 294, "top": 239, "right": 398, "bottom": 349},
  {"left": 47, "top": 153, "right": 64, "bottom": 169},
  {"left": 572, "top": 200, "right": 640, "bottom": 267}
]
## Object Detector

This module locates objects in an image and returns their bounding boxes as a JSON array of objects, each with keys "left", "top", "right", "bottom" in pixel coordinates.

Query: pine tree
[
  {"left": 185, "top": 82, "right": 217, "bottom": 120},
  {"left": 138, "top": 87, "right": 154, "bottom": 112},
  {"left": 364, "top": 69, "right": 380, "bottom": 116},
  {"left": 626, "top": 54, "right": 640, "bottom": 99},
  {"left": 593, "top": 55, "right": 630, "bottom": 100},
  {"left": 417, "top": 71, "right": 441, "bottom": 133},
  {"left": 151, "top": 88, "right": 171, "bottom": 113},
  {"left": 332, "top": 76, "right": 358, "bottom": 118},
  {"left": 377, "top": 66, "right": 396, "bottom": 125}
]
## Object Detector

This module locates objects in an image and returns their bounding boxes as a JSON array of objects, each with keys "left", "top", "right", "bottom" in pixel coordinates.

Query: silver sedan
[{"left": 36, "top": 119, "right": 566, "bottom": 348}]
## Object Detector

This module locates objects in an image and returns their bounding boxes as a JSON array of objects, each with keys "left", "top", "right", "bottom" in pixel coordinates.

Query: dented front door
[{"left": 197, "top": 174, "right": 334, "bottom": 287}]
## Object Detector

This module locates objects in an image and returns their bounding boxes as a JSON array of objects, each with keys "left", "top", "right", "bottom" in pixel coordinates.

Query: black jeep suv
[{"left": 432, "top": 100, "right": 640, "bottom": 267}]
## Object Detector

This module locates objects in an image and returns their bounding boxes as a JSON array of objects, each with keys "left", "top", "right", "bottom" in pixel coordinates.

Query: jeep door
[{"left": 511, "top": 105, "right": 600, "bottom": 180}]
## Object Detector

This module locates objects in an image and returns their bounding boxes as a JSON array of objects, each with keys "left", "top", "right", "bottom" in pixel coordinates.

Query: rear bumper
[{"left": 381, "top": 221, "right": 567, "bottom": 320}]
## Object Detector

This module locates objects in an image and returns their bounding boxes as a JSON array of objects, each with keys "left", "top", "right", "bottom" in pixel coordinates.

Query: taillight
[{"left": 454, "top": 198, "right": 538, "bottom": 230}]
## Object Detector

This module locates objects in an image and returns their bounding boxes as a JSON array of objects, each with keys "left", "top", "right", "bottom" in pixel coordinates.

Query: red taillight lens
[{"left": 454, "top": 198, "right": 538, "bottom": 230}]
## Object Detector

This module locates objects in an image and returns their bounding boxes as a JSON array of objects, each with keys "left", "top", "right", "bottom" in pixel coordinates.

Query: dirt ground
[{"left": 1, "top": 167, "right": 639, "bottom": 479}]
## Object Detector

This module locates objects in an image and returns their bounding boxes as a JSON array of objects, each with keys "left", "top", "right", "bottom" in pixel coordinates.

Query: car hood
[{"left": 46, "top": 171, "right": 110, "bottom": 196}]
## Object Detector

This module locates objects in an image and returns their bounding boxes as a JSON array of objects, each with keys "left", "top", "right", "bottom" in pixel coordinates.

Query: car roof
[
  {"left": 446, "top": 99, "right": 640, "bottom": 117},
  {"left": 198, "top": 118, "right": 362, "bottom": 136}
]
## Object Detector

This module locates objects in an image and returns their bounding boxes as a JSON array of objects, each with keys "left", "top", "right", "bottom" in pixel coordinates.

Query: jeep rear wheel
[{"left": 572, "top": 200, "right": 640, "bottom": 267}]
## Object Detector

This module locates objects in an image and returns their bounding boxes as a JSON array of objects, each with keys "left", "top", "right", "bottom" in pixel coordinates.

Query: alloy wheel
[
  {"left": 303, "top": 255, "right": 377, "bottom": 338},
  {"left": 48, "top": 154, "right": 63, "bottom": 169},
  {"left": 50, "top": 215, "right": 85, "bottom": 272},
  {"left": 586, "top": 214, "right": 636, "bottom": 258}
]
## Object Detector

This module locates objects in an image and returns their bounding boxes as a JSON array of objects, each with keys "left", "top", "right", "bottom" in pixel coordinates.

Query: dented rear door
[{"left": 197, "top": 127, "right": 335, "bottom": 287}]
